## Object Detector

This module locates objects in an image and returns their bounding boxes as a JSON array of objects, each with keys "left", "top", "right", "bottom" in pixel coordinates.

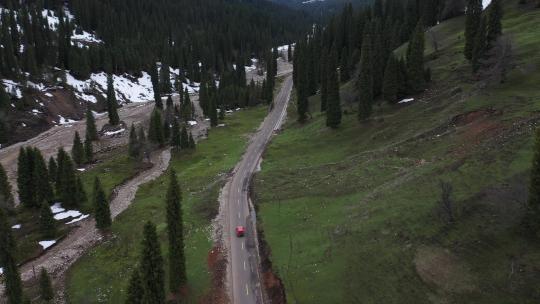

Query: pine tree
[
  {"left": 288, "top": 44, "right": 293, "bottom": 62},
  {"left": 0, "top": 163, "right": 14, "bottom": 210},
  {"left": 125, "top": 269, "right": 143, "bottom": 304},
  {"left": 48, "top": 157, "right": 57, "bottom": 186},
  {"left": 188, "top": 133, "right": 196, "bottom": 149},
  {"left": 326, "top": 53, "right": 342, "bottom": 129},
  {"left": 84, "top": 135, "right": 93, "bottom": 163},
  {"left": 209, "top": 96, "right": 218, "bottom": 127},
  {"left": 57, "top": 153, "right": 78, "bottom": 208},
  {"left": 382, "top": 54, "right": 399, "bottom": 103},
  {"left": 93, "top": 177, "right": 111, "bottom": 231},
  {"left": 180, "top": 126, "right": 189, "bottom": 149},
  {"left": 128, "top": 124, "right": 140, "bottom": 158},
  {"left": 33, "top": 149, "right": 53, "bottom": 205},
  {"left": 148, "top": 109, "right": 165, "bottom": 147},
  {"left": 106, "top": 74, "right": 120, "bottom": 126},
  {"left": 0, "top": 209, "right": 23, "bottom": 304},
  {"left": 39, "top": 201, "right": 56, "bottom": 239},
  {"left": 358, "top": 31, "right": 374, "bottom": 121},
  {"left": 163, "top": 119, "right": 171, "bottom": 142},
  {"left": 151, "top": 64, "right": 163, "bottom": 109},
  {"left": 39, "top": 268, "right": 54, "bottom": 302},
  {"left": 472, "top": 16, "right": 488, "bottom": 73},
  {"left": 486, "top": 0, "right": 503, "bottom": 44},
  {"left": 72, "top": 131, "right": 85, "bottom": 167},
  {"left": 85, "top": 108, "right": 99, "bottom": 141},
  {"left": 165, "top": 170, "right": 187, "bottom": 292},
  {"left": 139, "top": 221, "right": 165, "bottom": 304},
  {"left": 171, "top": 119, "right": 181, "bottom": 150},
  {"left": 75, "top": 176, "right": 88, "bottom": 207},
  {"left": 406, "top": 21, "right": 426, "bottom": 93},
  {"left": 464, "top": 0, "right": 483, "bottom": 61},
  {"left": 17, "top": 147, "right": 37, "bottom": 208}
]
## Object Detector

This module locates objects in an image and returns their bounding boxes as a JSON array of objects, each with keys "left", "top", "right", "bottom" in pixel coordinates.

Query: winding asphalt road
[{"left": 224, "top": 75, "right": 293, "bottom": 304}]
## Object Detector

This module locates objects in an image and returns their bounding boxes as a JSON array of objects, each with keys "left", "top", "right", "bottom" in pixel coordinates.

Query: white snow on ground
[
  {"left": 217, "top": 124, "right": 226, "bottom": 127},
  {"left": 104, "top": 128, "right": 125, "bottom": 136},
  {"left": 398, "top": 98, "right": 415, "bottom": 104},
  {"left": 71, "top": 29, "right": 102, "bottom": 44},
  {"left": 54, "top": 210, "right": 83, "bottom": 220},
  {"left": 65, "top": 214, "right": 90, "bottom": 224},
  {"left": 0, "top": 268, "right": 2, "bottom": 275},
  {"left": 2, "top": 79, "right": 23, "bottom": 98},
  {"left": 11, "top": 224, "right": 21, "bottom": 229},
  {"left": 39, "top": 240, "right": 57, "bottom": 250},
  {"left": 188, "top": 120, "right": 198, "bottom": 126},
  {"left": 483, "top": 0, "right": 492, "bottom": 9},
  {"left": 50, "top": 203, "right": 65, "bottom": 214},
  {"left": 57, "top": 115, "right": 76, "bottom": 125},
  {"left": 44, "top": 92, "right": 54, "bottom": 97}
]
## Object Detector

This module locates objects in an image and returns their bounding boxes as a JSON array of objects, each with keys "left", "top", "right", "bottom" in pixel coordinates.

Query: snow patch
[
  {"left": 104, "top": 128, "right": 125, "bottom": 136},
  {"left": 11, "top": 224, "right": 21, "bottom": 229},
  {"left": 50, "top": 203, "right": 65, "bottom": 214},
  {"left": 483, "top": 0, "right": 492, "bottom": 9},
  {"left": 57, "top": 115, "right": 76, "bottom": 125},
  {"left": 2, "top": 79, "right": 23, "bottom": 98},
  {"left": 398, "top": 98, "right": 415, "bottom": 104},
  {"left": 187, "top": 120, "right": 198, "bottom": 126},
  {"left": 39, "top": 240, "right": 57, "bottom": 250},
  {"left": 66, "top": 214, "right": 90, "bottom": 224},
  {"left": 54, "top": 210, "right": 83, "bottom": 220}
]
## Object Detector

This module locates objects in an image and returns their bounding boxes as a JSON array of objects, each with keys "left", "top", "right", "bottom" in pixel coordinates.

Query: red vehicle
[{"left": 235, "top": 226, "right": 245, "bottom": 237}]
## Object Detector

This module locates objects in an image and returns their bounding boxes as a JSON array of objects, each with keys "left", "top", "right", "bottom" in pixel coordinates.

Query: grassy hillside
[
  {"left": 253, "top": 1, "right": 540, "bottom": 303},
  {"left": 66, "top": 107, "right": 267, "bottom": 303}
]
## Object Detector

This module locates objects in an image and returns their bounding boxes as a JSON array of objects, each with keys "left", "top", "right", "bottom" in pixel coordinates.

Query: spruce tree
[
  {"left": 326, "top": 53, "right": 341, "bottom": 129},
  {"left": 139, "top": 221, "right": 165, "bottom": 304},
  {"left": 472, "top": 16, "right": 488, "bottom": 73},
  {"left": 106, "top": 74, "right": 120, "bottom": 126},
  {"left": 34, "top": 149, "right": 53, "bottom": 205},
  {"left": 39, "top": 201, "right": 56, "bottom": 239},
  {"left": 84, "top": 135, "right": 93, "bottom": 163},
  {"left": 125, "top": 269, "right": 143, "bottom": 304},
  {"left": 0, "top": 209, "right": 23, "bottom": 304},
  {"left": 171, "top": 119, "right": 181, "bottom": 150},
  {"left": 39, "top": 268, "right": 54, "bottom": 302},
  {"left": 358, "top": 31, "right": 374, "bottom": 121},
  {"left": 406, "top": 21, "right": 426, "bottom": 93},
  {"left": 75, "top": 176, "right": 88, "bottom": 207},
  {"left": 486, "top": 0, "right": 503, "bottom": 44},
  {"left": 85, "top": 108, "right": 99, "bottom": 141},
  {"left": 48, "top": 157, "right": 57, "bottom": 186},
  {"left": 163, "top": 119, "right": 171, "bottom": 142},
  {"left": 209, "top": 96, "right": 218, "bottom": 127},
  {"left": 382, "top": 54, "right": 399, "bottom": 103},
  {"left": 148, "top": 109, "right": 165, "bottom": 147},
  {"left": 165, "top": 170, "right": 187, "bottom": 292},
  {"left": 320, "top": 52, "right": 328, "bottom": 112},
  {"left": 0, "top": 163, "right": 14, "bottom": 210},
  {"left": 57, "top": 153, "right": 78, "bottom": 208},
  {"left": 93, "top": 177, "right": 111, "bottom": 231},
  {"left": 128, "top": 124, "right": 140, "bottom": 158},
  {"left": 71, "top": 131, "right": 85, "bottom": 167},
  {"left": 17, "top": 147, "right": 37, "bottom": 208},
  {"left": 464, "top": 0, "right": 483, "bottom": 61},
  {"left": 180, "top": 126, "right": 189, "bottom": 149},
  {"left": 151, "top": 64, "right": 163, "bottom": 109},
  {"left": 188, "top": 133, "right": 196, "bottom": 149}
]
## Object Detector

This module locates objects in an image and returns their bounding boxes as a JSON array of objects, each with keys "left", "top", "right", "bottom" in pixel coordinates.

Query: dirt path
[
  {"left": 0, "top": 148, "right": 170, "bottom": 303},
  {"left": 0, "top": 101, "right": 156, "bottom": 205}
]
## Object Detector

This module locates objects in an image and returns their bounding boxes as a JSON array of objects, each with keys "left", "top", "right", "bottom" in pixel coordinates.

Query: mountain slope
[{"left": 254, "top": 1, "right": 540, "bottom": 303}]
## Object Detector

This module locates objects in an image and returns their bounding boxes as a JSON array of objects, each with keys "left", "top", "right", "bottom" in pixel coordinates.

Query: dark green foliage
[
  {"left": 326, "top": 53, "right": 341, "bottom": 129},
  {"left": 39, "top": 268, "right": 54, "bottom": 302},
  {"left": 160, "top": 63, "right": 172, "bottom": 95},
  {"left": 48, "top": 157, "right": 57, "bottom": 186},
  {"left": 406, "top": 21, "right": 426, "bottom": 93},
  {"left": 151, "top": 64, "right": 162, "bottom": 109},
  {"left": 139, "top": 221, "right": 165, "bottom": 304},
  {"left": 320, "top": 52, "right": 328, "bottom": 112},
  {"left": 72, "top": 132, "right": 85, "bottom": 167},
  {"left": 75, "top": 176, "right": 88, "bottom": 207},
  {"left": 128, "top": 124, "right": 140, "bottom": 158},
  {"left": 357, "top": 31, "right": 373, "bottom": 121},
  {"left": 0, "top": 163, "right": 14, "bottom": 210},
  {"left": 464, "top": 0, "right": 483, "bottom": 60},
  {"left": 188, "top": 133, "right": 196, "bottom": 149},
  {"left": 472, "top": 16, "right": 488, "bottom": 73},
  {"left": 39, "top": 201, "right": 56, "bottom": 239},
  {"left": 162, "top": 119, "right": 170, "bottom": 142},
  {"left": 93, "top": 177, "right": 111, "bottom": 231},
  {"left": 56, "top": 150, "right": 79, "bottom": 208},
  {"left": 84, "top": 135, "right": 93, "bottom": 163},
  {"left": 125, "top": 269, "right": 143, "bottom": 304},
  {"left": 382, "top": 54, "right": 399, "bottom": 103},
  {"left": 17, "top": 147, "right": 37, "bottom": 208},
  {"left": 486, "top": 0, "right": 503, "bottom": 44},
  {"left": 180, "top": 126, "right": 189, "bottom": 150},
  {"left": 171, "top": 120, "right": 181, "bottom": 150},
  {"left": 148, "top": 109, "right": 165, "bottom": 147},
  {"left": 181, "top": 89, "right": 193, "bottom": 123},
  {"left": 0, "top": 209, "right": 23, "bottom": 304},
  {"left": 33, "top": 149, "right": 54, "bottom": 205},
  {"left": 165, "top": 170, "right": 186, "bottom": 292},
  {"left": 85, "top": 108, "right": 99, "bottom": 141},
  {"left": 106, "top": 74, "right": 120, "bottom": 126},
  {"left": 209, "top": 96, "right": 218, "bottom": 127}
]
